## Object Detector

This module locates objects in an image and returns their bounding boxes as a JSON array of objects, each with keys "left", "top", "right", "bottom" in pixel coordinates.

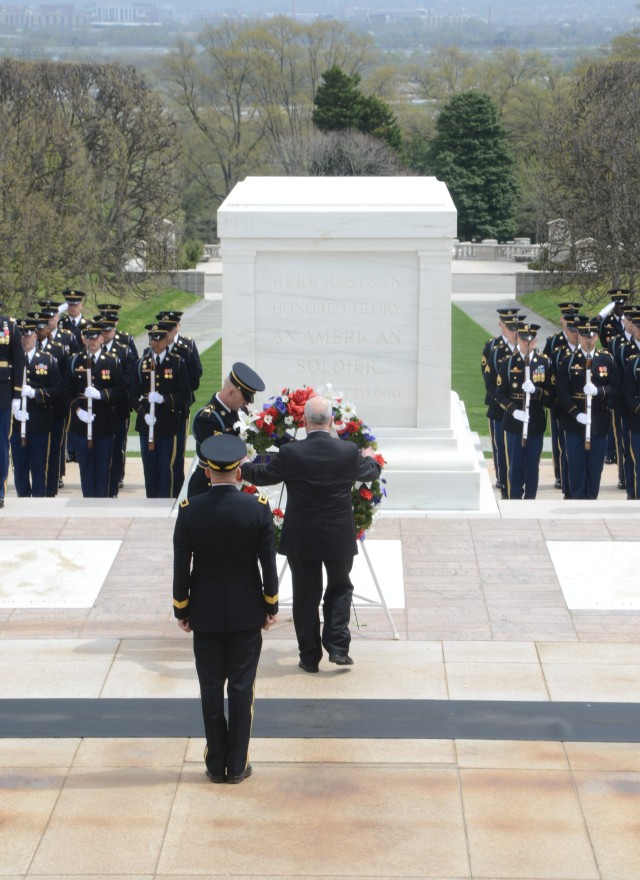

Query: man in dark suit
[
  {"left": 173, "top": 434, "right": 278, "bottom": 785},
  {"left": 241, "top": 395, "right": 382, "bottom": 672}
]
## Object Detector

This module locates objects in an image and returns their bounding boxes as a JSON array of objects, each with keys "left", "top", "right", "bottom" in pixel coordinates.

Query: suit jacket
[
  {"left": 172, "top": 485, "right": 279, "bottom": 632},
  {"left": 241, "top": 430, "right": 382, "bottom": 560}
]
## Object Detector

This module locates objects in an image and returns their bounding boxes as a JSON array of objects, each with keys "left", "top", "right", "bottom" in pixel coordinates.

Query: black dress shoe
[
  {"left": 0, "top": 497, "right": 4, "bottom": 509},
  {"left": 298, "top": 660, "right": 319, "bottom": 673},
  {"left": 328, "top": 653, "right": 354, "bottom": 666},
  {"left": 604, "top": 455, "right": 616, "bottom": 464},
  {"left": 58, "top": 479, "right": 64, "bottom": 489},
  {"left": 618, "top": 481, "right": 626, "bottom": 490},
  {"left": 206, "top": 769, "right": 226, "bottom": 783},
  {"left": 554, "top": 478, "right": 562, "bottom": 489},
  {"left": 226, "top": 764, "right": 252, "bottom": 785},
  {"left": 65, "top": 453, "right": 76, "bottom": 463}
]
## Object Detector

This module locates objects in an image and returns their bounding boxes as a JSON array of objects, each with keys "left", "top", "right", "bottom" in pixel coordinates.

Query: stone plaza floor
[{"left": 1, "top": 453, "right": 639, "bottom": 880}]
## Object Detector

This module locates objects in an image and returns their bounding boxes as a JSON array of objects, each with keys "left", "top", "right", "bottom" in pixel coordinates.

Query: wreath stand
[{"left": 277, "top": 541, "right": 400, "bottom": 640}]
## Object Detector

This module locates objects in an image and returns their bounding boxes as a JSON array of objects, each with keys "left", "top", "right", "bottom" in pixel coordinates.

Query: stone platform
[{"left": 1, "top": 455, "right": 640, "bottom": 879}]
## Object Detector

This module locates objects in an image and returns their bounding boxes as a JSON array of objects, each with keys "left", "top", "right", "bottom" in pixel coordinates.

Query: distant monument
[{"left": 218, "top": 176, "right": 484, "bottom": 509}]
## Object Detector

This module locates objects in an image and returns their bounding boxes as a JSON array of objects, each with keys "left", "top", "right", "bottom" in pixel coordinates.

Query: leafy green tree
[
  {"left": 542, "top": 61, "right": 640, "bottom": 291},
  {"left": 0, "top": 59, "right": 180, "bottom": 310},
  {"left": 427, "top": 91, "right": 518, "bottom": 241}
]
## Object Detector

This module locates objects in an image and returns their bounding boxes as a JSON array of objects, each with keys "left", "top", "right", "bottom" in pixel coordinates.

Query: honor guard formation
[
  {"left": 482, "top": 288, "right": 640, "bottom": 500},
  {"left": 0, "top": 292, "right": 210, "bottom": 503}
]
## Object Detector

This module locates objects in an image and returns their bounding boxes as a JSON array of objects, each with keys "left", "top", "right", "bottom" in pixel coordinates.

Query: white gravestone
[{"left": 219, "top": 176, "right": 485, "bottom": 510}]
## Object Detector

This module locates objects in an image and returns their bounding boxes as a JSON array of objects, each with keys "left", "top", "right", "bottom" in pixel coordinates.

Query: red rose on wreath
[
  {"left": 286, "top": 386, "right": 316, "bottom": 423},
  {"left": 359, "top": 487, "right": 373, "bottom": 501}
]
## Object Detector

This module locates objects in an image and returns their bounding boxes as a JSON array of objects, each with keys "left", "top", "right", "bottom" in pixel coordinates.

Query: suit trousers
[
  {"left": 192, "top": 628, "right": 262, "bottom": 778},
  {"left": 288, "top": 555, "right": 354, "bottom": 665}
]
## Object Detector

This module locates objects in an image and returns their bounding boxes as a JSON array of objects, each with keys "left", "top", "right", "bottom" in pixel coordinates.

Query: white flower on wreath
[
  {"left": 284, "top": 415, "right": 294, "bottom": 426},
  {"left": 245, "top": 443, "right": 257, "bottom": 460},
  {"left": 340, "top": 401, "right": 357, "bottom": 417},
  {"left": 315, "top": 383, "right": 344, "bottom": 409},
  {"left": 234, "top": 409, "right": 259, "bottom": 438}
]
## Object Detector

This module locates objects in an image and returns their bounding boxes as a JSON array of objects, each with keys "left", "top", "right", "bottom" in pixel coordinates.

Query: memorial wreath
[{"left": 236, "top": 384, "right": 386, "bottom": 546}]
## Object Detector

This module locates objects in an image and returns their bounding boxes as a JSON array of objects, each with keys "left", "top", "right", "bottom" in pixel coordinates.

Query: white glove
[
  {"left": 57, "top": 302, "right": 69, "bottom": 314},
  {"left": 583, "top": 382, "right": 598, "bottom": 397},
  {"left": 13, "top": 409, "right": 29, "bottom": 422},
  {"left": 513, "top": 409, "right": 528, "bottom": 422},
  {"left": 11, "top": 399, "right": 21, "bottom": 416},
  {"left": 76, "top": 409, "right": 95, "bottom": 424},
  {"left": 144, "top": 413, "right": 157, "bottom": 427},
  {"left": 148, "top": 391, "right": 164, "bottom": 404},
  {"left": 576, "top": 412, "right": 589, "bottom": 425},
  {"left": 21, "top": 384, "right": 36, "bottom": 399},
  {"left": 598, "top": 301, "right": 615, "bottom": 318},
  {"left": 522, "top": 379, "right": 535, "bottom": 394},
  {"left": 84, "top": 385, "right": 101, "bottom": 400}
]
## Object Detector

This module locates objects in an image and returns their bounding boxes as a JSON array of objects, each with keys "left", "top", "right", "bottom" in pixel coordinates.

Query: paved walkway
[{"left": 2, "top": 269, "right": 639, "bottom": 880}]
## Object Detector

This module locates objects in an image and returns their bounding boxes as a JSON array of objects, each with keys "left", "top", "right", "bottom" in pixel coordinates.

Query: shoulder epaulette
[
  {"left": 180, "top": 498, "right": 189, "bottom": 508},
  {"left": 257, "top": 493, "right": 268, "bottom": 504}
]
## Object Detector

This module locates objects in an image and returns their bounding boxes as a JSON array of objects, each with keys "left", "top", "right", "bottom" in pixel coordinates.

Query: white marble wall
[
  {"left": 218, "top": 176, "right": 456, "bottom": 430},
  {"left": 218, "top": 177, "right": 488, "bottom": 509}
]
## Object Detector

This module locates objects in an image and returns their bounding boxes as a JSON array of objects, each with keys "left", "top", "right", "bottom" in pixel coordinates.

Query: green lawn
[
  {"left": 519, "top": 287, "right": 610, "bottom": 324},
  {"left": 451, "top": 304, "right": 492, "bottom": 436}
]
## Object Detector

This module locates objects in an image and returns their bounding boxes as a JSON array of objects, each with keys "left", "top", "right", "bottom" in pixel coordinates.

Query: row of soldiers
[
  {"left": 1, "top": 289, "right": 205, "bottom": 501},
  {"left": 482, "top": 289, "right": 640, "bottom": 500}
]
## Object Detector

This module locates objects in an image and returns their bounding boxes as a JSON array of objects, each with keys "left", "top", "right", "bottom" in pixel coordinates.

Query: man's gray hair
[{"left": 304, "top": 396, "right": 332, "bottom": 425}]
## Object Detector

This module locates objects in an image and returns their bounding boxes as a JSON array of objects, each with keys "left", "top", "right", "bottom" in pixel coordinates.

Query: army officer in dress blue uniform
[
  {"left": 556, "top": 316, "right": 620, "bottom": 499},
  {"left": 0, "top": 301, "right": 26, "bottom": 509},
  {"left": 65, "top": 320, "right": 126, "bottom": 498},
  {"left": 10, "top": 319, "right": 64, "bottom": 497},
  {"left": 130, "top": 323, "right": 191, "bottom": 498},
  {"left": 173, "top": 434, "right": 278, "bottom": 784},
  {"left": 187, "top": 362, "right": 265, "bottom": 498},
  {"left": 496, "top": 322, "right": 554, "bottom": 499}
]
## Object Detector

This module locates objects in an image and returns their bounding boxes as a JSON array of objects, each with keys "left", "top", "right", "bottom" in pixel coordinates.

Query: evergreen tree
[
  {"left": 358, "top": 93, "right": 403, "bottom": 152},
  {"left": 312, "top": 66, "right": 364, "bottom": 132},
  {"left": 312, "top": 65, "right": 403, "bottom": 154},
  {"left": 427, "top": 91, "right": 518, "bottom": 241}
]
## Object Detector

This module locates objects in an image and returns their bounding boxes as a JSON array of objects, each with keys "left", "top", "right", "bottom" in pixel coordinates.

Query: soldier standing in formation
[
  {"left": 10, "top": 319, "right": 64, "bottom": 497},
  {"left": 131, "top": 322, "right": 191, "bottom": 498},
  {"left": 496, "top": 323, "right": 554, "bottom": 499},
  {"left": 65, "top": 320, "right": 126, "bottom": 498},
  {"left": 0, "top": 301, "right": 25, "bottom": 509},
  {"left": 481, "top": 308, "right": 522, "bottom": 499},
  {"left": 556, "top": 317, "right": 620, "bottom": 500},
  {"left": 187, "top": 362, "right": 265, "bottom": 498},
  {"left": 622, "top": 312, "right": 640, "bottom": 499},
  {"left": 542, "top": 302, "right": 581, "bottom": 491},
  {"left": 95, "top": 308, "right": 136, "bottom": 497},
  {"left": 156, "top": 310, "right": 203, "bottom": 497}
]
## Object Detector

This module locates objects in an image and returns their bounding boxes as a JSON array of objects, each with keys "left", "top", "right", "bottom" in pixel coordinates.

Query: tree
[
  {"left": 277, "top": 129, "right": 406, "bottom": 177},
  {"left": 312, "top": 66, "right": 364, "bottom": 132},
  {"left": 427, "top": 91, "right": 518, "bottom": 241},
  {"left": 542, "top": 61, "right": 640, "bottom": 292},
  {"left": 312, "top": 65, "right": 403, "bottom": 152},
  {"left": 0, "top": 60, "right": 180, "bottom": 310}
]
